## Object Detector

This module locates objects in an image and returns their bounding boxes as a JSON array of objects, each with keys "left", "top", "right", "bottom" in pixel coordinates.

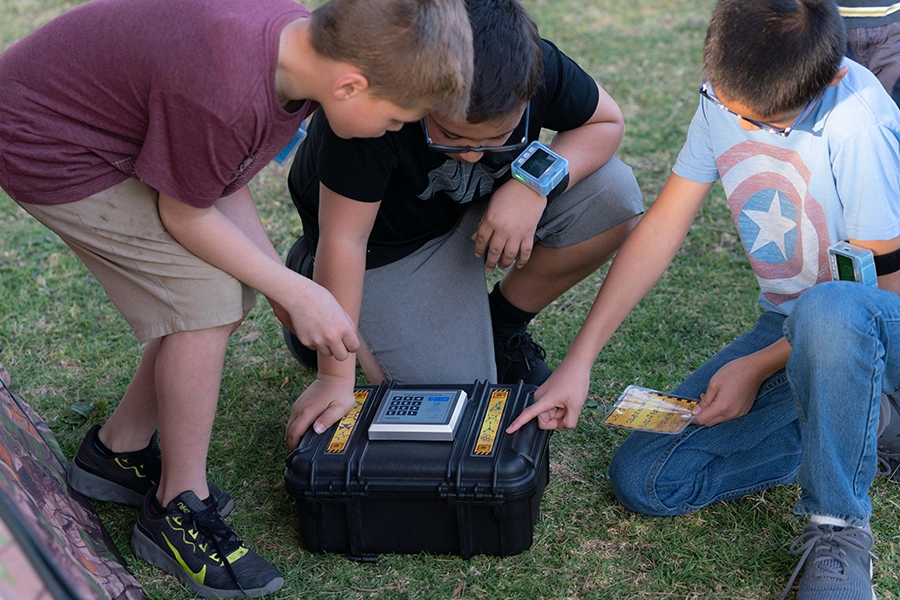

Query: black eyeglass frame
[
  {"left": 422, "top": 103, "right": 531, "bottom": 154},
  {"left": 699, "top": 80, "right": 822, "bottom": 138}
]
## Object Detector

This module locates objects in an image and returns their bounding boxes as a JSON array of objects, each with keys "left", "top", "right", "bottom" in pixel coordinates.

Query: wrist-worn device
[
  {"left": 511, "top": 141, "right": 568, "bottom": 196},
  {"left": 828, "top": 242, "right": 878, "bottom": 287}
]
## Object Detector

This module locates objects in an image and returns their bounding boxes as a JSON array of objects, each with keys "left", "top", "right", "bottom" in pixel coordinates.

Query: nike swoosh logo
[{"left": 163, "top": 533, "right": 206, "bottom": 584}]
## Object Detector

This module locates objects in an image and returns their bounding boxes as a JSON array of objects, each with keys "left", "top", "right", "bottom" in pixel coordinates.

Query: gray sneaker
[
  {"left": 779, "top": 523, "right": 875, "bottom": 600},
  {"left": 877, "top": 392, "right": 900, "bottom": 480}
]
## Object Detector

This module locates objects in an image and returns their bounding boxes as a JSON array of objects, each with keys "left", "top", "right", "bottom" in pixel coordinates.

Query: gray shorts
[
  {"left": 358, "top": 157, "right": 644, "bottom": 383},
  {"left": 17, "top": 178, "right": 256, "bottom": 342}
]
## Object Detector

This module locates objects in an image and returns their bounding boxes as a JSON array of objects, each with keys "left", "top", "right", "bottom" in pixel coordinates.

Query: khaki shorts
[{"left": 18, "top": 178, "right": 256, "bottom": 342}]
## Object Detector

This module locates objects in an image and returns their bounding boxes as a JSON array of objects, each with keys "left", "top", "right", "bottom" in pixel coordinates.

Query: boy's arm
[
  {"left": 157, "top": 188, "right": 358, "bottom": 358},
  {"left": 285, "top": 185, "right": 380, "bottom": 448},
  {"left": 852, "top": 236, "right": 900, "bottom": 294},
  {"left": 691, "top": 234, "right": 900, "bottom": 425},
  {"left": 475, "top": 81, "right": 625, "bottom": 271},
  {"left": 212, "top": 186, "right": 305, "bottom": 332},
  {"left": 506, "top": 174, "right": 714, "bottom": 432}
]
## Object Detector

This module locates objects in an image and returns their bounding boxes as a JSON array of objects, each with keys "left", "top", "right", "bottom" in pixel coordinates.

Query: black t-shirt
[{"left": 288, "top": 39, "right": 599, "bottom": 269}]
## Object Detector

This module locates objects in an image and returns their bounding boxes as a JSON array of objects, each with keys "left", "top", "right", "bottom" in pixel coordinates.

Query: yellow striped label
[
  {"left": 326, "top": 389, "right": 369, "bottom": 453},
  {"left": 473, "top": 389, "right": 509, "bottom": 455},
  {"left": 838, "top": 3, "right": 900, "bottom": 18}
]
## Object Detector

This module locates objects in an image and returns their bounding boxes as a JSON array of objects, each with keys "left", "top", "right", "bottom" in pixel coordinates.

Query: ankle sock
[
  {"left": 488, "top": 283, "right": 537, "bottom": 333},
  {"left": 810, "top": 515, "right": 852, "bottom": 529}
]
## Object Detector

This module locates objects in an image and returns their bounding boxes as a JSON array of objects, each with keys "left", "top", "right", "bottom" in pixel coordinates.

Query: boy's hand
[
  {"left": 473, "top": 182, "right": 547, "bottom": 271},
  {"left": 286, "top": 374, "right": 357, "bottom": 449},
  {"left": 506, "top": 358, "right": 590, "bottom": 433},
  {"left": 278, "top": 278, "right": 360, "bottom": 361},
  {"left": 691, "top": 356, "right": 764, "bottom": 426}
]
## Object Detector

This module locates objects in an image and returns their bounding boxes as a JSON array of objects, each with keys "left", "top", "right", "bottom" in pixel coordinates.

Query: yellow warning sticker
[
  {"left": 473, "top": 389, "right": 509, "bottom": 455},
  {"left": 326, "top": 389, "right": 369, "bottom": 453}
]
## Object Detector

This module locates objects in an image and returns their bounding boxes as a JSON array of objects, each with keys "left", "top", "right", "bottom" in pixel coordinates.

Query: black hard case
[{"left": 284, "top": 380, "right": 551, "bottom": 559}]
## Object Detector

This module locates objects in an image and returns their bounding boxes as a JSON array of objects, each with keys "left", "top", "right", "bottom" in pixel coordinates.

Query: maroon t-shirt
[{"left": 0, "top": 0, "right": 314, "bottom": 207}]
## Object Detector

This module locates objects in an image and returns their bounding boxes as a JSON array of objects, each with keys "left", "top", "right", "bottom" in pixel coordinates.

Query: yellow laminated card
[{"left": 603, "top": 385, "right": 698, "bottom": 434}]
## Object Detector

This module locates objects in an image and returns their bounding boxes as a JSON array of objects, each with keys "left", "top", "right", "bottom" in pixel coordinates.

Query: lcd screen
[{"left": 521, "top": 148, "right": 555, "bottom": 177}]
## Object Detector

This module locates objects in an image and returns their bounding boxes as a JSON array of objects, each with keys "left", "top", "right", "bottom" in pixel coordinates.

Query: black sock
[{"left": 488, "top": 282, "right": 537, "bottom": 334}]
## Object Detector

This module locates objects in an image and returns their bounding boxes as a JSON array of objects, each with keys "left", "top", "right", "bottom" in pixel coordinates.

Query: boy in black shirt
[{"left": 284, "top": 0, "right": 643, "bottom": 444}]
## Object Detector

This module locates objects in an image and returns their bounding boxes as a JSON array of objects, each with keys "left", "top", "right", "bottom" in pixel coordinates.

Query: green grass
[{"left": 2, "top": 1, "right": 900, "bottom": 599}]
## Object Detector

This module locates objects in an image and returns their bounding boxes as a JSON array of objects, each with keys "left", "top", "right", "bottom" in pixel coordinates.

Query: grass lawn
[{"left": 2, "top": 0, "right": 899, "bottom": 599}]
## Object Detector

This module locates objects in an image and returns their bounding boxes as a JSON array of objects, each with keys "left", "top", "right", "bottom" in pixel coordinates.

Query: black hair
[
  {"left": 703, "top": 0, "right": 846, "bottom": 117},
  {"left": 465, "top": 0, "right": 543, "bottom": 123}
]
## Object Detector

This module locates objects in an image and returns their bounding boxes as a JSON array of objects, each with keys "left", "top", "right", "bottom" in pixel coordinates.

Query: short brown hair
[
  {"left": 310, "top": 0, "right": 474, "bottom": 118},
  {"left": 704, "top": 0, "right": 845, "bottom": 117}
]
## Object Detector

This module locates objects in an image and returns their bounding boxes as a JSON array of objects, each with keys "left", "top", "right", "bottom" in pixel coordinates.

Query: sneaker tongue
[
  {"left": 169, "top": 490, "right": 208, "bottom": 515},
  {"left": 815, "top": 528, "right": 846, "bottom": 580}
]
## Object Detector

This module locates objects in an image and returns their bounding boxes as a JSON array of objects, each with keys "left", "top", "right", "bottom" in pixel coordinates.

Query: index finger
[{"left": 506, "top": 397, "right": 554, "bottom": 434}]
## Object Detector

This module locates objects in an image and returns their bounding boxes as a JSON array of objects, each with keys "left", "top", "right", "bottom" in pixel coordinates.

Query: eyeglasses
[
  {"left": 699, "top": 80, "right": 821, "bottom": 137},
  {"left": 422, "top": 103, "right": 530, "bottom": 153}
]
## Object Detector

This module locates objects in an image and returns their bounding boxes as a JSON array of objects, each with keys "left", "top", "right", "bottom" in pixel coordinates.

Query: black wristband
[
  {"left": 874, "top": 246, "right": 900, "bottom": 275},
  {"left": 545, "top": 173, "right": 570, "bottom": 203}
]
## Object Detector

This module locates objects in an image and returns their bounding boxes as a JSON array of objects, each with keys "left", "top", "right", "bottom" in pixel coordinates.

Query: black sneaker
[
  {"left": 132, "top": 489, "right": 283, "bottom": 598},
  {"left": 877, "top": 392, "right": 900, "bottom": 480},
  {"left": 494, "top": 328, "right": 552, "bottom": 386},
  {"left": 68, "top": 424, "right": 234, "bottom": 516},
  {"left": 283, "top": 236, "right": 318, "bottom": 370}
]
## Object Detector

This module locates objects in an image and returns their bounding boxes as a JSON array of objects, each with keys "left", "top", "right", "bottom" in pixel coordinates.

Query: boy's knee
[
  {"left": 608, "top": 438, "right": 671, "bottom": 517},
  {"left": 786, "top": 282, "right": 872, "bottom": 342}
]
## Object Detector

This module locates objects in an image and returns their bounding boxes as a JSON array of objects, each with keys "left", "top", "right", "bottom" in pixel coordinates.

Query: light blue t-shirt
[{"left": 674, "top": 59, "right": 900, "bottom": 314}]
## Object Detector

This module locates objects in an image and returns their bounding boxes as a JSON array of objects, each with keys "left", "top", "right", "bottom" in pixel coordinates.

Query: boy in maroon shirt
[{"left": 0, "top": 0, "right": 472, "bottom": 596}]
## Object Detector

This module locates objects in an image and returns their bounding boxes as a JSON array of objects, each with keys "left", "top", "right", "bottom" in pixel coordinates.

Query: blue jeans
[{"left": 609, "top": 282, "right": 900, "bottom": 527}]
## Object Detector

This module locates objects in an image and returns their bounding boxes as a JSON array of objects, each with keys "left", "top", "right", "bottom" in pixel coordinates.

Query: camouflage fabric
[{"left": 0, "top": 362, "right": 144, "bottom": 600}]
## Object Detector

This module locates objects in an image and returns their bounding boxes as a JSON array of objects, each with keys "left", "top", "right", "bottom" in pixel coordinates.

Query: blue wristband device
[
  {"left": 511, "top": 141, "right": 568, "bottom": 196},
  {"left": 828, "top": 241, "right": 878, "bottom": 287}
]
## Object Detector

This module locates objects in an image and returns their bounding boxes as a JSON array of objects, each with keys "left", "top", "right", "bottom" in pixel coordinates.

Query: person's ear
[
  {"left": 828, "top": 66, "right": 850, "bottom": 88},
  {"left": 333, "top": 72, "right": 369, "bottom": 100}
]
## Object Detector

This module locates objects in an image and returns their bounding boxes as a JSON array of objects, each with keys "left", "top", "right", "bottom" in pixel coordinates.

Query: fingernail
[{"left": 314, "top": 423, "right": 325, "bottom": 434}]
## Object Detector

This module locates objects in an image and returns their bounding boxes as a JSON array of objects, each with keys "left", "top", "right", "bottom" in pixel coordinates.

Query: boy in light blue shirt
[{"left": 507, "top": 0, "right": 900, "bottom": 597}]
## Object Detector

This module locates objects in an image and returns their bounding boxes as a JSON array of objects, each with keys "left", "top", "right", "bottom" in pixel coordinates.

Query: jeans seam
[{"left": 643, "top": 425, "right": 799, "bottom": 514}]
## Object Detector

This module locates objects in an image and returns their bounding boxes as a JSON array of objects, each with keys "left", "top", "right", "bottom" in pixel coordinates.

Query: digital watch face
[
  {"left": 521, "top": 148, "right": 554, "bottom": 177},
  {"left": 836, "top": 254, "right": 856, "bottom": 281}
]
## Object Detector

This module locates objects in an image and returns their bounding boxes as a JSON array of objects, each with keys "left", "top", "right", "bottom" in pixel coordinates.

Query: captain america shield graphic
[{"left": 717, "top": 141, "right": 830, "bottom": 306}]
